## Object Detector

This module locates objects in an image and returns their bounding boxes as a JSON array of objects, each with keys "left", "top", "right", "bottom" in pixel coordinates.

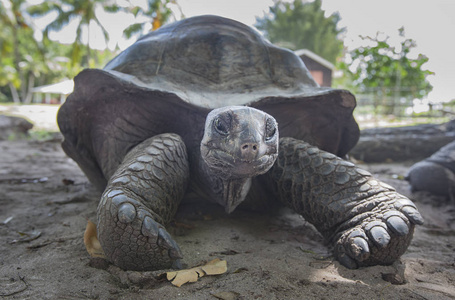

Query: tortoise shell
[{"left": 57, "top": 15, "right": 359, "bottom": 191}]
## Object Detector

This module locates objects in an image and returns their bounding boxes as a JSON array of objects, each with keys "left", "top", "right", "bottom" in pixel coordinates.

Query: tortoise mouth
[{"left": 204, "top": 148, "right": 277, "bottom": 178}]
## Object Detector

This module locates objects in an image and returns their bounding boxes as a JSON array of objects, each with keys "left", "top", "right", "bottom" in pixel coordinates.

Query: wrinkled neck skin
[
  {"left": 199, "top": 158, "right": 253, "bottom": 214},
  {"left": 199, "top": 106, "right": 279, "bottom": 214}
]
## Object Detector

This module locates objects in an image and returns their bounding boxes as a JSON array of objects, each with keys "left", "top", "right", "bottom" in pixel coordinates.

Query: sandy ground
[{"left": 1, "top": 106, "right": 455, "bottom": 299}]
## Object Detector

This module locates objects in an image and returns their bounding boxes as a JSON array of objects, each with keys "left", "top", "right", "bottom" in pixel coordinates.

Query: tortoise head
[{"left": 201, "top": 106, "right": 279, "bottom": 211}]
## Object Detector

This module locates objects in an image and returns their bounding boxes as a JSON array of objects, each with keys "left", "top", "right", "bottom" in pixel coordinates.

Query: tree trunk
[
  {"left": 24, "top": 73, "right": 35, "bottom": 104},
  {"left": 350, "top": 120, "right": 455, "bottom": 163},
  {"left": 12, "top": 24, "right": 25, "bottom": 103},
  {"left": 8, "top": 83, "right": 20, "bottom": 104}
]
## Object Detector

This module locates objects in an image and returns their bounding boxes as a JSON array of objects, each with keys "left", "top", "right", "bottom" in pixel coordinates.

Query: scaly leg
[
  {"left": 267, "top": 137, "right": 424, "bottom": 268},
  {"left": 97, "top": 134, "right": 189, "bottom": 270}
]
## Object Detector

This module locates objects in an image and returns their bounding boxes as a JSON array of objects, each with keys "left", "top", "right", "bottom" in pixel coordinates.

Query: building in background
[{"left": 295, "top": 49, "right": 334, "bottom": 87}]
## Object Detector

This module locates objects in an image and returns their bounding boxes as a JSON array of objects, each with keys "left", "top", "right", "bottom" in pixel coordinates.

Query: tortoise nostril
[
  {"left": 241, "top": 143, "right": 258, "bottom": 151},
  {"left": 240, "top": 143, "right": 259, "bottom": 160}
]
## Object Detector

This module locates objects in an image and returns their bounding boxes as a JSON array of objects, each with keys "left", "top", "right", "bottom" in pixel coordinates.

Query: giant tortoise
[{"left": 57, "top": 15, "right": 423, "bottom": 270}]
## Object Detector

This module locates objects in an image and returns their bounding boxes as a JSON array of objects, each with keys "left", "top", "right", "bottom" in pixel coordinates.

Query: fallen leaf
[
  {"left": 84, "top": 220, "right": 105, "bottom": 258},
  {"left": 201, "top": 258, "right": 228, "bottom": 275},
  {"left": 165, "top": 258, "right": 227, "bottom": 287},
  {"left": 10, "top": 230, "right": 41, "bottom": 244},
  {"left": 167, "top": 269, "right": 201, "bottom": 287}
]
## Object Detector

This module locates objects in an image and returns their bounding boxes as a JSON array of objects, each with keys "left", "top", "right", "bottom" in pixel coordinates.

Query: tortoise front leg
[
  {"left": 97, "top": 134, "right": 189, "bottom": 271},
  {"left": 267, "top": 137, "right": 424, "bottom": 269}
]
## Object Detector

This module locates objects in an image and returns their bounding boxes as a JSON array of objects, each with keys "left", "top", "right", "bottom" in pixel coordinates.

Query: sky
[{"left": 35, "top": 0, "right": 455, "bottom": 103}]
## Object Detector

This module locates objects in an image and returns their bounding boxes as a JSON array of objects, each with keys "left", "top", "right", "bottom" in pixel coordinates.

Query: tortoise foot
[
  {"left": 96, "top": 134, "right": 189, "bottom": 271},
  {"left": 407, "top": 140, "right": 455, "bottom": 197},
  {"left": 97, "top": 189, "right": 182, "bottom": 271},
  {"left": 334, "top": 195, "right": 424, "bottom": 269}
]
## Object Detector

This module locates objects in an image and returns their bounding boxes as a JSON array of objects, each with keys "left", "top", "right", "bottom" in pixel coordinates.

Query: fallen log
[{"left": 350, "top": 120, "right": 455, "bottom": 162}]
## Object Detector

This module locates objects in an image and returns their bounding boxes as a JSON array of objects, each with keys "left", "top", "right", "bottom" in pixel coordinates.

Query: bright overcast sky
[{"left": 38, "top": 0, "right": 455, "bottom": 103}]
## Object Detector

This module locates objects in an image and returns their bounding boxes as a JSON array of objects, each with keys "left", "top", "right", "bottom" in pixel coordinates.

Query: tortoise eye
[
  {"left": 214, "top": 116, "right": 230, "bottom": 135},
  {"left": 265, "top": 118, "right": 276, "bottom": 141}
]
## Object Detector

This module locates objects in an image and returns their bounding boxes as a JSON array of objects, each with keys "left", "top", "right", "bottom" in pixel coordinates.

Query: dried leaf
[
  {"left": 84, "top": 220, "right": 105, "bottom": 258},
  {"left": 165, "top": 258, "right": 227, "bottom": 287},
  {"left": 167, "top": 269, "right": 201, "bottom": 287},
  {"left": 201, "top": 258, "right": 228, "bottom": 275}
]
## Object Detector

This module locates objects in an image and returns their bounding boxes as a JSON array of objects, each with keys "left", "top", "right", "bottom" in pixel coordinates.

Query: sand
[{"left": 0, "top": 105, "right": 454, "bottom": 299}]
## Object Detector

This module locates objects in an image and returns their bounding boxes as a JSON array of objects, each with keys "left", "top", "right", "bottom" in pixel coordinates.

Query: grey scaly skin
[
  {"left": 267, "top": 137, "right": 424, "bottom": 268},
  {"left": 97, "top": 134, "right": 189, "bottom": 270},
  {"left": 407, "top": 140, "right": 455, "bottom": 197},
  {"left": 96, "top": 106, "right": 423, "bottom": 270}
]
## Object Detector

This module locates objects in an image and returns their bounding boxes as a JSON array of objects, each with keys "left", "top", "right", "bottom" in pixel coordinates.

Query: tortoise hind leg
[
  {"left": 266, "top": 137, "right": 424, "bottom": 269},
  {"left": 97, "top": 133, "right": 189, "bottom": 271}
]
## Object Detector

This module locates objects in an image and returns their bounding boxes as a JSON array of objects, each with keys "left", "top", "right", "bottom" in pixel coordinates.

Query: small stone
[{"left": 381, "top": 273, "right": 406, "bottom": 285}]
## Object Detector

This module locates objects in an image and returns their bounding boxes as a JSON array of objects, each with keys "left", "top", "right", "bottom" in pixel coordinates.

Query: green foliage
[
  {"left": 255, "top": 0, "right": 343, "bottom": 63},
  {"left": 123, "top": 0, "right": 181, "bottom": 39},
  {"left": 342, "top": 28, "right": 433, "bottom": 101},
  {"left": 0, "top": 0, "right": 83, "bottom": 103},
  {"left": 27, "top": 0, "right": 121, "bottom": 67},
  {"left": 1, "top": 0, "right": 179, "bottom": 103},
  {"left": 28, "top": 129, "right": 59, "bottom": 141},
  {"left": 0, "top": 0, "right": 54, "bottom": 103}
]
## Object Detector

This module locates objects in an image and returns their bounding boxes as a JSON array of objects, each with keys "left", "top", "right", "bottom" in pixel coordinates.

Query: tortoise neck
[
  {"left": 222, "top": 177, "right": 252, "bottom": 213},
  {"left": 199, "top": 158, "right": 252, "bottom": 213}
]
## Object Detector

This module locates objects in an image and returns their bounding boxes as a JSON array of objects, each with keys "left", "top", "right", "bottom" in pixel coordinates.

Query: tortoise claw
[
  {"left": 158, "top": 227, "right": 183, "bottom": 259},
  {"left": 349, "top": 237, "right": 370, "bottom": 262},
  {"left": 172, "top": 259, "right": 183, "bottom": 270},
  {"left": 369, "top": 225, "right": 391, "bottom": 248},
  {"left": 386, "top": 216, "right": 409, "bottom": 236},
  {"left": 335, "top": 229, "right": 370, "bottom": 268},
  {"left": 98, "top": 190, "right": 183, "bottom": 271},
  {"left": 394, "top": 198, "right": 424, "bottom": 225},
  {"left": 141, "top": 215, "right": 159, "bottom": 239},
  {"left": 401, "top": 206, "right": 424, "bottom": 225},
  {"left": 336, "top": 204, "right": 418, "bottom": 268}
]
